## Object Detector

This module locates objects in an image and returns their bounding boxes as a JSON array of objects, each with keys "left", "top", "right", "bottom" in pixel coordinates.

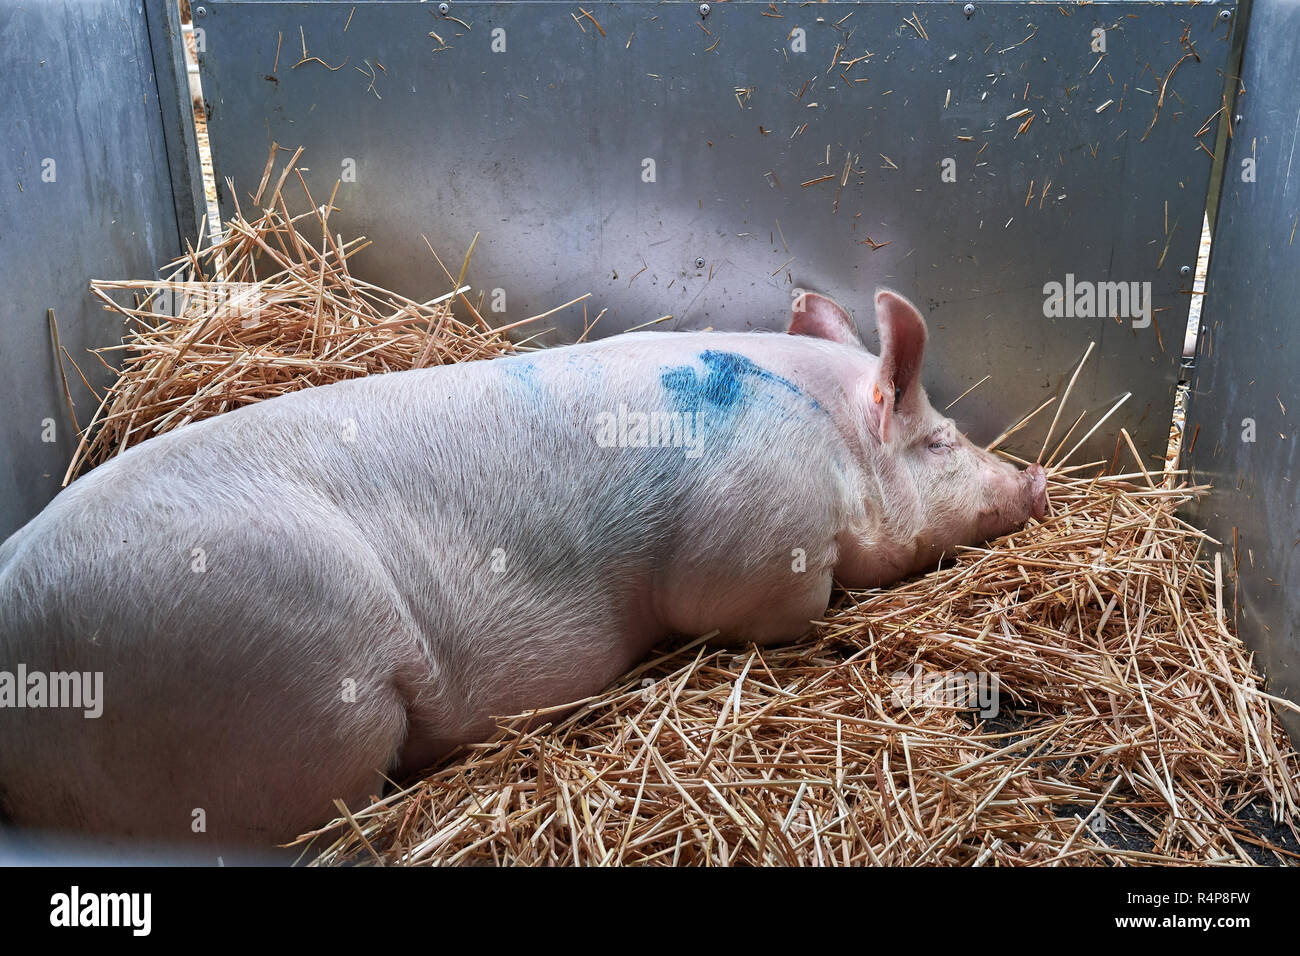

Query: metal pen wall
[
  {"left": 194, "top": 0, "right": 1235, "bottom": 466},
  {"left": 1187, "top": 0, "right": 1300, "bottom": 741},
  {"left": 0, "top": 0, "right": 184, "bottom": 538}
]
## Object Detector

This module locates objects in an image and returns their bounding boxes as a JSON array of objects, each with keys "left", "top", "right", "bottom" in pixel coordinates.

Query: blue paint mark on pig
[
  {"left": 564, "top": 353, "right": 603, "bottom": 379},
  {"left": 660, "top": 350, "right": 802, "bottom": 415},
  {"left": 503, "top": 359, "right": 538, "bottom": 383}
]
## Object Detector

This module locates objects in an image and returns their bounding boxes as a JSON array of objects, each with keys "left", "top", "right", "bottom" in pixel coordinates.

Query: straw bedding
[
  {"left": 63, "top": 145, "right": 523, "bottom": 482},
  {"left": 68, "top": 151, "right": 1299, "bottom": 866}
]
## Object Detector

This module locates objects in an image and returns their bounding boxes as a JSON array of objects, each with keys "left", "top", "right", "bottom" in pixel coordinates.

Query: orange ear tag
[{"left": 872, "top": 383, "right": 884, "bottom": 404}]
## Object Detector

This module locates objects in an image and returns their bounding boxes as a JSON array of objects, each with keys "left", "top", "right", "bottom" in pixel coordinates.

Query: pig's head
[{"left": 790, "top": 289, "right": 1047, "bottom": 588}]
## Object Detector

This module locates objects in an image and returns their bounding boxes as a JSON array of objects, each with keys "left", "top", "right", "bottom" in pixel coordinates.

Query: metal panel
[
  {"left": 0, "top": 0, "right": 184, "bottom": 539},
  {"left": 1186, "top": 0, "right": 1300, "bottom": 741},
  {"left": 197, "top": 0, "right": 1234, "bottom": 464},
  {"left": 145, "top": 0, "right": 209, "bottom": 245}
]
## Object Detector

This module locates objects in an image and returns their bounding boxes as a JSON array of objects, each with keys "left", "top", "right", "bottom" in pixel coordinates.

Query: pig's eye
[{"left": 927, "top": 435, "right": 952, "bottom": 453}]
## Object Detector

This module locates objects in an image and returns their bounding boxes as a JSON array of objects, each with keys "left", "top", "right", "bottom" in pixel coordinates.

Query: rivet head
[
  {"left": 438, "top": 2, "right": 450, "bottom": 14},
  {"left": 700, "top": 3, "right": 710, "bottom": 16},
  {"left": 1180, "top": 265, "right": 1192, "bottom": 277},
  {"left": 963, "top": 3, "right": 975, "bottom": 16},
  {"left": 1218, "top": 8, "right": 1232, "bottom": 21},
  {"left": 694, "top": 257, "right": 706, "bottom": 269},
  {"left": 194, "top": 5, "right": 208, "bottom": 16}
]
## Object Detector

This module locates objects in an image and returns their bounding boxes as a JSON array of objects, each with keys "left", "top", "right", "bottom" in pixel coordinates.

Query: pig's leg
[
  {"left": 0, "top": 499, "right": 432, "bottom": 852},
  {"left": 393, "top": 613, "right": 662, "bottom": 777},
  {"left": 663, "top": 567, "right": 834, "bottom": 648},
  {"left": 723, "top": 567, "right": 834, "bottom": 645},
  {"left": 3, "top": 612, "right": 417, "bottom": 854}
]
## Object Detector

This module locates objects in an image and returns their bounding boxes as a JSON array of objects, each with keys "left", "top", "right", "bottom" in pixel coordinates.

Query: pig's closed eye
[{"left": 927, "top": 436, "right": 952, "bottom": 453}]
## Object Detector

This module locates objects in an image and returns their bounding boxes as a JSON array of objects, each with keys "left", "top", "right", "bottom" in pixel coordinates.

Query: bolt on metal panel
[{"left": 196, "top": 0, "right": 1234, "bottom": 463}]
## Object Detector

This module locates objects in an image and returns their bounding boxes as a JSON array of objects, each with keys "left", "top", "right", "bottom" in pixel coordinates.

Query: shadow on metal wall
[{"left": 1188, "top": 0, "right": 1300, "bottom": 742}]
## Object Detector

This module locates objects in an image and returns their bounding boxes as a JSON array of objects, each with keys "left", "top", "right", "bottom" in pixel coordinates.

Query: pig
[{"left": 0, "top": 289, "right": 1045, "bottom": 851}]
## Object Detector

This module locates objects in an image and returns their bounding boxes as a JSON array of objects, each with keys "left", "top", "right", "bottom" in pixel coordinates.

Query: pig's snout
[
  {"left": 999, "top": 461, "right": 1047, "bottom": 523},
  {"left": 974, "top": 457, "right": 1048, "bottom": 541},
  {"left": 1025, "top": 463, "right": 1047, "bottom": 519}
]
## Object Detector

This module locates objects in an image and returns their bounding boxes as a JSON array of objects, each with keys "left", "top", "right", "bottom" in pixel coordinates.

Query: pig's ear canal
[
  {"left": 867, "top": 289, "right": 929, "bottom": 446},
  {"left": 789, "top": 292, "right": 861, "bottom": 346}
]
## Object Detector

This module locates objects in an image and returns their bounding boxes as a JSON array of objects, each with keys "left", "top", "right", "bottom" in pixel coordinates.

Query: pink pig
[{"left": 0, "top": 289, "right": 1045, "bottom": 850}]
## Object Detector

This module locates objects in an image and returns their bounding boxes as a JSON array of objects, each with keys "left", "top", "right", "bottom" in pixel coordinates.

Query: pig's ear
[
  {"left": 866, "top": 289, "right": 929, "bottom": 446},
  {"left": 789, "top": 292, "right": 861, "bottom": 346}
]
